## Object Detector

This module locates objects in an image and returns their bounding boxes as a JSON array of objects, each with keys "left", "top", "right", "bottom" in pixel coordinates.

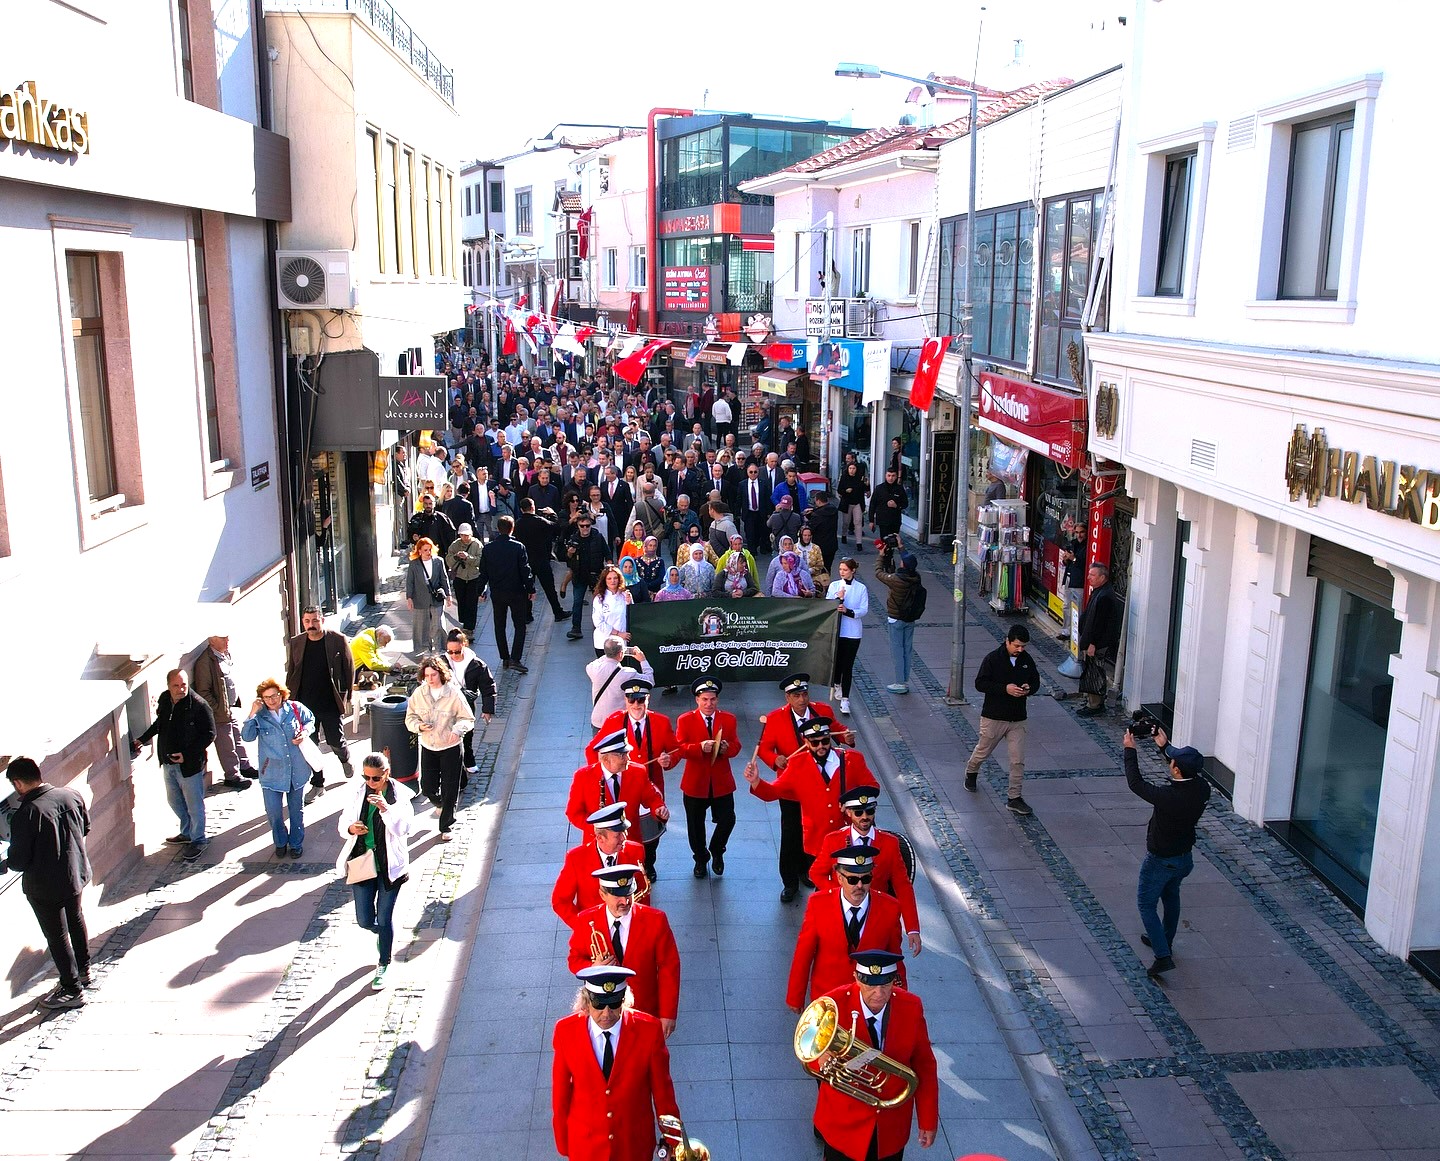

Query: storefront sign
[
  {"left": 0, "top": 81, "right": 89, "bottom": 155},
  {"left": 978, "top": 372, "right": 1087, "bottom": 468},
  {"left": 378, "top": 374, "right": 448, "bottom": 429},
  {"left": 660, "top": 212, "right": 711, "bottom": 235},
  {"left": 1094, "top": 380, "right": 1120, "bottom": 439},
  {"left": 658, "top": 204, "right": 743, "bottom": 237},
  {"left": 804, "top": 298, "right": 848, "bottom": 337},
  {"left": 662, "top": 266, "right": 711, "bottom": 312},
  {"left": 758, "top": 371, "right": 799, "bottom": 397},
  {"left": 1284, "top": 424, "right": 1440, "bottom": 529},
  {"left": 629, "top": 598, "right": 837, "bottom": 684}
]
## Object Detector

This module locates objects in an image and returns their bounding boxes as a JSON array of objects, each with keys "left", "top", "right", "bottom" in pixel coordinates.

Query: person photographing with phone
[{"left": 963, "top": 624, "right": 1040, "bottom": 817}]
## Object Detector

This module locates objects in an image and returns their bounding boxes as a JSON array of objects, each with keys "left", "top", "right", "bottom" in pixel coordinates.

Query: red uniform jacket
[
  {"left": 811, "top": 826, "right": 919, "bottom": 935},
  {"left": 589, "top": 709, "right": 678, "bottom": 795},
  {"left": 813, "top": 983, "right": 938, "bottom": 1160},
  {"left": 673, "top": 709, "right": 741, "bottom": 798},
  {"left": 551, "top": 1009, "right": 679, "bottom": 1161},
  {"left": 565, "top": 760, "right": 666, "bottom": 836},
  {"left": 749, "top": 749, "right": 878, "bottom": 856},
  {"left": 567, "top": 903, "right": 682, "bottom": 1021},
  {"left": 787, "top": 888, "right": 904, "bottom": 1010},
  {"left": 551, "top": 838, "right": 650, "bottom": 930},
  {"left": 755, "top": 700, "right": 850, "bottom": 772}
]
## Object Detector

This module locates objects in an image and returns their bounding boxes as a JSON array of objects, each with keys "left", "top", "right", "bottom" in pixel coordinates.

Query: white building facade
[
  {"left": 1087, "top": 0, "right": 1440, "bottom": 959},
  {"left": 0, "top": 0, "right": 290, "bottom": 882}
]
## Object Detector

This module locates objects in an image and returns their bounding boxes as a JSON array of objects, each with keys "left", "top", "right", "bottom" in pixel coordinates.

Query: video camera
[
  {"left": 874, "top": 532, "right": 902, "bottom": 552},
  {"left": 1128, "top": 709, "right": 1164, "bottom": 739}
]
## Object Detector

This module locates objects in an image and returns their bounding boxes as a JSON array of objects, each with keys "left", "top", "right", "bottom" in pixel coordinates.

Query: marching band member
[
  {"left": 586, "top": 676, "right": 678, "bottom": 879},
  {"left": 565, "top": 726, "right": 669, "bottom": 839},
  {"left": 551, "top": 965, "right": 680, "bottom": 1161},
  {"left": 551, "top": 802, "right": 650, "bottom": 932},
  {"left": 814, "top": 951, "right": 938, "bottom": 1160},
  {"left": 787, "top": 844, "right": 904, "bottom": 1012},
  {"left": 811, "top": 786, "right": 921, "bottom": 955},
  {"left": 566, "top": 864, "right": 681, "bottom": 1036},
  {"left": 673, "top": 678, "right": 742, "bottom": 879}
]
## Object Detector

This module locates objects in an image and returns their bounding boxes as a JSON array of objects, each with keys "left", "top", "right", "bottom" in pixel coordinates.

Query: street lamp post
[{"left": 835, "top": 63, "right": 979, "bottom": 707}]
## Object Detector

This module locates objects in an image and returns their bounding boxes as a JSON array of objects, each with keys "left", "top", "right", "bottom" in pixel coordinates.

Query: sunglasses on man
[{"left": 839, "top": 873, "right": 872, "bottom": 886}]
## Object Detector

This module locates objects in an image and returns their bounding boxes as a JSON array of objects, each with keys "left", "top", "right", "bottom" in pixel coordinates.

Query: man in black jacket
[
  {"left": 285, "top": 607, "right": 355, "bottom": 793},
  {"left": 516, "top": 499, "right": 566, "bottom": 621},
  {"left": 1124, "top": 726, "right": 1211, "bottom": 979},
  {"left": 963, "top": 625, "right": 1041, "bottom": 815},
  {"left": 478, "top": 514, "right": 535, "bottom": 672},
  {"left": 132, "top": 669, "right": 216, "bottom": 860},
  {"left": 5, "top": 757, "right": 92, "bottom": 1009},
  {"left": 1077, "top": 563, "right": 1122, "bottom": 716},
  {"left": 868, "top": 468, "right": 909, "bottom": 538},
  {"left": 564, "top": 513, "right": 610, "bottom": 642},
  {"left": 408, "top": 493, "right": 458, "bottom": 554}
]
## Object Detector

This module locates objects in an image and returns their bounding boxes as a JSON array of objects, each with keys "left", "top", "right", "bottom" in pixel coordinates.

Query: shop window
[
  {"left": 940, "top": 202, "right": 1035, "bottom": 368},
  {"left": 1279, "top": 112, "right": 1353, "bottom": 300},
  {"left": 1038, "top": 190, "right": 1103, "bottom": 385}
]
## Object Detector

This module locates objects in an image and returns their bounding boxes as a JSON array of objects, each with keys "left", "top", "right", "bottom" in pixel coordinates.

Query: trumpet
[
  {"left": 587, "top": 921, "right": 614, "bottom": 965},
  {"left": 654, "top": 1114, "right": 710, "bottom": 1161},
  {"left": 793, "top": 995, "right": 918, "bottom": 1108}
]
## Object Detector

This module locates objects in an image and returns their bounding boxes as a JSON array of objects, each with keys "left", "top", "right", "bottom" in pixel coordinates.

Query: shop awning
[
  {"left": 977, "top": 371, "right": 1087, "bottom": 468},
  {"left": 758, "top": 369, "right": 803, "bottom": 396},
  {"left": 666, "top": 341, "right": 736, "bottom": 366}
]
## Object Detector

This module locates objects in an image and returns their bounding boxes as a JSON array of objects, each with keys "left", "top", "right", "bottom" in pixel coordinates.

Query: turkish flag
[
  {"left": 576, "top": 325, "right": 596, "bottom": 345},
  {"left": 910, "top": 335, "right": 952, "bottom": 411},
  {"left": 502, "top": 317, "right": 518, "bottom": 356},
  {"left": 761, "top": 342, "right": 794, "bottom": 362},
  {"left": 613, "top": 339, "right": 670, "bottom": 385},
  {"left": 627, "top": 292, "right": 641, "bottom": 332},
  {"left": 550, "top": 283, "right": 563, "bottom": 318},
  {"left": 576, "top": 207, "right": 594, "bottom": 260},
  {"left": 515, "top": 293, "right": 528, "bottom": 310}
]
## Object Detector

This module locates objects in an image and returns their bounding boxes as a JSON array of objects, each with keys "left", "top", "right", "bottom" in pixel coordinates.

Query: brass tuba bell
[
  {"left": 793, "top": 995, "right": 918, "bottom": 1108},
  {"left": 654, "top": 1114, "right": 710, "bottom": 1160}
]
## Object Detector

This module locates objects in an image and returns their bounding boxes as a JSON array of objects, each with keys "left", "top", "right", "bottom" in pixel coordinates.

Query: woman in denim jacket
[{"left": 241, "top": 678, "right": 317, "bottom": 859}]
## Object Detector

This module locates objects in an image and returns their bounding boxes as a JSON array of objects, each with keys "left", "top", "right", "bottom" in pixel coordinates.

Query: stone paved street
[{"left": 3, "top": 549, "right": 1440, "bottom": 1160}]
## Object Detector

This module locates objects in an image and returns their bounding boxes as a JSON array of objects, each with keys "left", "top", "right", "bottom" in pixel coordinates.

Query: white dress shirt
[{"left": 588, "top": 1014, "right": 621, "bottom": 1069}]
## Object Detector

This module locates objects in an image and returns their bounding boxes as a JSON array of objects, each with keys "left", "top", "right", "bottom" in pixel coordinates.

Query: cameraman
[
  {"left": 1123, "top": 724, "right": 1210, "bottom": 980},
  {"left": 586, "top": 636, "right": 654, "bottom": 728},
  {"left": 563, "top": 512, "right": 609, "bottom": 643},
  {"left": 875, "top": 536, "right": 923, "bottom": 694}
]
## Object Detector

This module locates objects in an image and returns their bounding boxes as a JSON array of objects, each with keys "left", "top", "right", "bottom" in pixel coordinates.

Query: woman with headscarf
[
  {"left": 718, "top": 547, "right": 751, "bottom": 598},
  {"left": 797, "top": 524, "right": 830, "bottom": 595},
  {"left": 677, "top": 542, "right": 715, "bottom": 597},
  {"left": 764, "top": 535, "right": 814, "bottom": 596},
  {"left": 681, "top": 523, "right": 718, "bottom": 567},
  {"left": 620, "top": 520, "right": 648, "bottom": 561},
  {"left": 635, "top": 535, "right": 666, "bottom": 594},
  {"left": 770, "top": 550, "right": 812, "bottom": 597},
  {"left": 652, "top": 565, "right": 694, "bottom": 602},
  {"left": 617, "top": 555, "right": 650, "bottom": 603}
]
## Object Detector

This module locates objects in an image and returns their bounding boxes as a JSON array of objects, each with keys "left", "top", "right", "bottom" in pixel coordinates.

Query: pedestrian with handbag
[
  {"left": 240, "top": 678, "right": 318, "bottom": 859},
  {"left": 405, "top": 538, "right": 452, "bottom": 659},
  {"left": 337, "top": 752, "right": 415, "bottom": 991},
  {"left": 1077, "top": 563, "right": 1122, "bottom": 717},
  {"left": 404, "top": 655, "right": 474, "bottom": 842}
]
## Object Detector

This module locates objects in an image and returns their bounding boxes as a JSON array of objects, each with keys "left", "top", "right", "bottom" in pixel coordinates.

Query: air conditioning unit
[
  {"left": 845, "top": 298, "right": 882, "bottom": 338},
  {"left": 276, "top": 250, "right": 354, "bottom": 310}
]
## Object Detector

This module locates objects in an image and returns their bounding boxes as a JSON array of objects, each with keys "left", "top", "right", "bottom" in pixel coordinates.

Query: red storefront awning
[{"left": 977, "top": 372, "right": 1088, "bottom": 469}]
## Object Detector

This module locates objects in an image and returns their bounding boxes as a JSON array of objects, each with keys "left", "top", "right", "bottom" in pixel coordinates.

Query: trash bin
[{"left": 367, "top": 694, "right": 417, "bottom": 783}]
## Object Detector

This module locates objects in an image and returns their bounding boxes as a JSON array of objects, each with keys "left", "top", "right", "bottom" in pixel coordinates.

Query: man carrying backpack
[{"left": 875, "top": 536, "right": 925, "bottom": 694}]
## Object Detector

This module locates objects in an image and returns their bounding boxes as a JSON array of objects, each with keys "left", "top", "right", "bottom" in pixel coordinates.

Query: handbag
[
  {"left": 289, "top": 702, "right": 326, "bottom": 770},
  {"left": 1079, "top": 656, "right": 1108, "bottom": 697},
  {"left": 346, "top": 850, "right": 377, "bottom": 884}
]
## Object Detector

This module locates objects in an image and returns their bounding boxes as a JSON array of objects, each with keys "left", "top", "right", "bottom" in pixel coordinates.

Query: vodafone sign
[{"left": 977, "top": 372, "right": 1087, "bottom": 469}]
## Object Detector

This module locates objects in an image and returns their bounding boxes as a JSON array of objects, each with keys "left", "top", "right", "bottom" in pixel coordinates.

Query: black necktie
[
  {"left": 867, "top": 1014, "right": 882, "bottom": 1051},
  {"left": 612, "top": 920, "right": 624, "bottom": 964},
  {"left": 601, "top": 1030, "right": 614, "bottom": 1078},
  {"left": 704, "top": 715, "right": 713, "bottom": 735},
  {"left": 605, "top": 854, "right": 615, "bottom": 867},
  {"left": 846, "top": 906, "right": 862, "bottom": 948},
  {"left": 633, "top": 721, "right": 644, "bottom": 750},
  {"left": 610, "top": 774, "right": 620, "bottom": 801}
]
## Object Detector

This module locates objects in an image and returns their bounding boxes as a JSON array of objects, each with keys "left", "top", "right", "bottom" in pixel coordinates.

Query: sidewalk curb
[
  {"left": 851, "top": 699, "right": 1103, "bottom": 1161},
  {"left": 380, "top": 622, "right": 552, "bottom": 1161}
]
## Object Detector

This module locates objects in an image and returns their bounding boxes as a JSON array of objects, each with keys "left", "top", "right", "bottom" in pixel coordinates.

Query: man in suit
[
  {"left": 284, "top": 607, "right": 353, "bottom": 792},
  {"left": 811, "top": 786, "right": 921, "bottom": 956},
  {"left": 1077, "top": 562, "right": 1123, "bottom": 717},
  {"left": 738, "top": 460, "right": 773, "bottom": 554},
  {"left": 566, "top": 726, "right": 669, "bottom": 838},
  {"left": 476, "top": 514, "right": 535, "bottom": 673},
  {"left": 551, "top": 803, "right": 649, "bottom": 932},
  {"left": 567, "top": 864, "right": 681, "bottom": 1035},
  {"left": 590, "top": 678, "right": 678, "bottom": 879},
  {"left": 787, "top": 845, "right": 904, "bottom": 1012},
  {"left": 673, "top": 678, "right": 741, "bottom": 879},
  {"left": 811, "top": 951, "right": 939, "bottom": 1160},
  {"left": 551, "top": 965, "right": 679, "bottom": 1161},
  {"left": 748, "top": 716, "right": 876, "bottom": 904},
  {"left": 600, "top": 465, "right": 633, "bottom": 554}
]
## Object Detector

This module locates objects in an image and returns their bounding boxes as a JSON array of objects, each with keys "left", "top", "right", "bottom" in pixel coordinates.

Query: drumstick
[{"left": 749, "top": 713, "right": 768, "bottom": 765}]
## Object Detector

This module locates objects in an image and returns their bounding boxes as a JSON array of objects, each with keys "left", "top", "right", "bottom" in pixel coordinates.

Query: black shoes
[
  {"left": 1076, "top": 705, "right": 1103, "bottom": 717},
  {"left": 566, "top": 631, "right": 582, "bottom": 641},
  {"left": 693, "top": 862, "right": 708, "bottom": 879},
  {"left": 275, "top": 846, "right": 287, "bottom": 858},
  {"left": 39, "top": 986, "right": 84, "bottom": 1011},
  {"left": 801, "top": 876, "right": 815, "bottom": 889},
  {"left": 164, "top": 834, "right": 189, "bottom": 845},
  {"left": 711, "top": 853, "right": 725, "bottom": 876},
  {"left": 553, "top": 610, "right": 568, "bottom": 621},
  {"left": 181, "top": 842, "right": 206, "bottom": 862},
  {"left": 1147, "top": 955, "right": 1176, "bottom": 979},
  {"left": 510, "top": 661, "right": 529, "bottom": 674},
  {"left": 1006, "top": 797, "right": 1034, "bottom": 817},
  {"left": 222, "top": 774, "right": 251, "bottom": 788},
  {"left": 964, "top": 773, "right": 978, "bottom": 792},
  {"left": 780, "top": 887, "right": 798, "bottom": 903}
]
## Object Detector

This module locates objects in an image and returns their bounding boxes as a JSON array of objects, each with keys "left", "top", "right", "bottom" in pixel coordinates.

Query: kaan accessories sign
[
  {"left": 0, "top": 81, "right": 89, "bottom": 155},
  {"left": 1284, "top": 424, "right": 1440, "bottom": 529}
]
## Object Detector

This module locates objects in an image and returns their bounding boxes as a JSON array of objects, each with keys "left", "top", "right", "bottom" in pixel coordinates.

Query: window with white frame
[
  {"left": 630, "top": 244, "right": 647, "bottom": 288},
  {"left": 792, "top": 232, "right": 802, "bottom": 293},
  {"left": 1155, "top": 152, "right": 1196, "bottom": 297},
  {"left": 1251, "top": 74, "right": 1380, "bottom": 320},
  {"left": 1134, "top": 123, "right": 1215, "bottom": 312},
  {"left": 603, "top": 248, "right": 619, "bottom": 289},
  {"left": 515, "top": 188, "right": 533, "bottom": 236},
  {"left": 904, "top": 220, "right": 922, "bottom": 298},
  {"left": 850, "top": 226, "right": 871, "bottom": 296},
  {"left": 489, "top": 180, "right": 503, "bottom": 214}
]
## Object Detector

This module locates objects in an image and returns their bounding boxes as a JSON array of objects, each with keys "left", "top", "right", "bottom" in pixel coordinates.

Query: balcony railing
[{"left": 268, "top": 0, "right": 454, "bottom": 104}]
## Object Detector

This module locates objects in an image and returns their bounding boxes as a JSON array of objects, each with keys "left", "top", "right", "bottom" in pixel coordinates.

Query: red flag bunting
[
  {"left": 576, "top": 207, "right": 594, "bottom": 260},
  {"left": 502, "top": 317, "right": 518, "bottom": 356},
  {"left": 627, "top": 292, "right": 641, "bottom": 333},
  {"left": 575, "top": 325, "right": 596, "bottom": 345},
  {"left": 613, "top": 339, "right": 671, "bottom": 386},
  {"left": 761, "top": 342, "right": 794, "bottom": 362},
  {"left": 909, "top": 336, "right": 952, "bottom": 411}
]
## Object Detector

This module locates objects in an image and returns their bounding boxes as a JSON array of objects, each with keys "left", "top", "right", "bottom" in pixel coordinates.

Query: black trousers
[
  {"left": 419, "top": 743, "right": 463, "bottom": 833},
  {"left": 683, "top": 793, "right": 736, "bottom": 866},
  {"left": 823, "top": 1133, "right": 900, "bottom": 1161},
  {"left": 834, "top": 635, "right": 861, "bottom": 698},
  {"left": 29, "top": 892, "right": 89, "bottom": 991},
  {"left": 454, "top": 576, "right": 483, "bottom": 633},
  {"left": 491, "top": 594, "right": 530, "bottom": 662},
  {"left": 779, "top": 797, "right": 810, "bottom": 891},
  {"left": 310, "top": 707, "right": 351, "bottom": 786},
  {"left": 533, "top": 558, "right": 565, "bottom": 616},
  {"left": 740, "top": 509, "right": 768, "bottom": 554}
]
